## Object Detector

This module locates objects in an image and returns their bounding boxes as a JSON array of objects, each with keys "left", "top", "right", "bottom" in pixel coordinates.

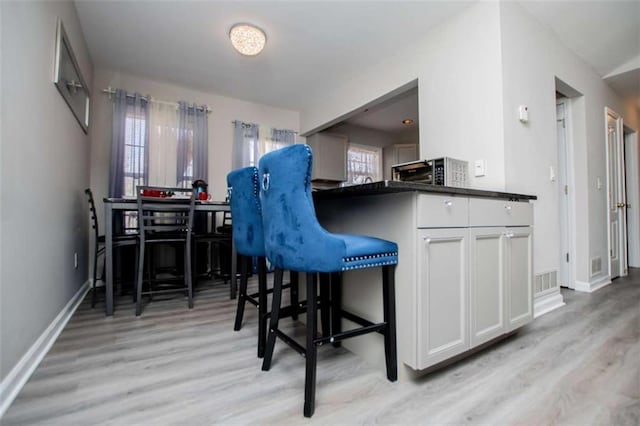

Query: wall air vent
[
  {"left": 591, "top": 257, "right": 602, "bottom": 277},
  {"left": 534, "top": 270, "right": 558, "bottom": 295}
]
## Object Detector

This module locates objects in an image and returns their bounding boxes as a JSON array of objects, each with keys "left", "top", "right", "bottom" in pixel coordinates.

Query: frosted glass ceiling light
[{"left": 229, "top": 23, "right": 266, "bottom": 56}]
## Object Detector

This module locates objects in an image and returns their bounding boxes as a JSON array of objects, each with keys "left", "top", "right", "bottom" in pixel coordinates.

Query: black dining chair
[
  {"left": 85, "top": 188, "right": 138, "bottom": 308},
  {"left": 135, "top": 186, "right": 195, "bottom": 316},
  {"left": 191, "top": 209, "right": 233, "bottom": 287}
]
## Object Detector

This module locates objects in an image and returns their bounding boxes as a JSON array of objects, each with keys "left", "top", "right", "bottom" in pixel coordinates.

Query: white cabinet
[
  {"left": 469, "top": 228, "right": 506, "bottom": 347},
  {"left": 384, "top": 144, "right": 418, "bottom": 179},
  {"left": 417, "top": 228, "right": 470, "bottom": 367},
  {"left": 413, "top": 197, "right": 533, "bottom": 370},
  {"left": 306, "top": 132, "right": 347, "bottom": 182},
  {"left": 469, "top": 226, "right": 533, "bottom": 346},
  {"left": 505, "top": 227, "right": 533, "bottom": 331}
]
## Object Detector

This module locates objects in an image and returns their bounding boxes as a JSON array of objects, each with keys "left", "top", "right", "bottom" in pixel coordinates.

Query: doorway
[
  {"left": 556, "top": 98, "right": 575, "bottom": 289},
  {"left": 624, "top": 127, "right": 640, "bottom": 268},
  {"left": 605, "top": 108, "right": 627, "bottom": 279}
]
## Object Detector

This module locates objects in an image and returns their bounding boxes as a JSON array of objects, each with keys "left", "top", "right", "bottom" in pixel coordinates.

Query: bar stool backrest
[
  {"left": 227, "top": 167, "right": 265, "bottom": 257},
  {"left": 258, "top": 144, "right": 346, "bottom": 273}
]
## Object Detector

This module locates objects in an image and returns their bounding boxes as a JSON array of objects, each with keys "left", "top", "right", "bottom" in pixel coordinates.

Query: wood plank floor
[{"left": 4, "top": 269, "right": 639, "bottom": 424}]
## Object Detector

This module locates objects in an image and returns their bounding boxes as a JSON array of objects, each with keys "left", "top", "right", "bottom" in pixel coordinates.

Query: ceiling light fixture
[
  {"left": 402, "top": 119, "right": 414, "bottom": 125},
  {"left": 229, "top": 23, "right": 266, "bottom": 56}
]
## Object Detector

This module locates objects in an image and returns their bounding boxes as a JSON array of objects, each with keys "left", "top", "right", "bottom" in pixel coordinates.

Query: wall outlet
[
  {"left": 74, "top": 252, "right": 78, "bottom": 269},
  {"left": 474, "top": 159, "right": 486, "bottom": 177}
]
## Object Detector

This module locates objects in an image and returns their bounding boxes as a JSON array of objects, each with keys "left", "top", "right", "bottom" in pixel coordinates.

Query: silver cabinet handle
[
  {"left": 423, "top": 236, "right": 431, "bottom": 243},
  {"left": 444, "top": 200, "right": 453, "bottom": 207},
  {"left": 504, "top": 232, "right": 515, "bottom": 238},
  {"left": 504, "top": 205, "right": 512, "bottom": 211}
]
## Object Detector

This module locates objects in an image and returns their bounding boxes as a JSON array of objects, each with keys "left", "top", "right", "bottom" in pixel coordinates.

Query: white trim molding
[
  {"left": 574, "top": 275, "right": 612, "bottom": 293},
  {"left": 0, "top": 281, "right": 90, "bottom": 417},
  {"left": 534, "top": 291, "right": 566, "bottom": 318}
]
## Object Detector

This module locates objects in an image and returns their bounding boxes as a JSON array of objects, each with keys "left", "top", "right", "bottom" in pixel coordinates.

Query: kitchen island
[{"left": 313, "top": 181, "right": 536, "bottom": 381}]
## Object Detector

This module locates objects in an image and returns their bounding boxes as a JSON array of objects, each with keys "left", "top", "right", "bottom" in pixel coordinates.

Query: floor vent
[
  {"left": 534, "top": 270, "right": 558, "bottom": 294},
  {"left": 591, "top": 257, "right": 602, "bottom": 277}
]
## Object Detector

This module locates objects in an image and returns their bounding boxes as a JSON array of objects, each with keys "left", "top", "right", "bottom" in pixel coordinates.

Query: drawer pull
[
  {"left": 444, "top": 200, "right": 453, "bottom": 207},
  {"left": 504, "top": 232, "right": 515, "bottom": 239},
  {"left": 504, "top": 205, "right": 512, "bottom": 211},
  {"left": 423, "top": 237, "right": 431, "bottom": 243}
]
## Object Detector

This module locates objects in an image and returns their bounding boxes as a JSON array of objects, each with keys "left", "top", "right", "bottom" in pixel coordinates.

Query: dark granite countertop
[{"left": 313, "top": 180, "right": 536, "bottom": 201}]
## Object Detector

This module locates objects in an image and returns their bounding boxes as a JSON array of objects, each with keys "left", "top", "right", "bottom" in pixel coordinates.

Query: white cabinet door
[
  {"left": 505, "top": 226, "right": 533, "bottom": 331},
  {"left": 306, "top": 132, "right": 347, "bottom": 181},
  {"left": 383, "top": 144, "right": 418, "bottom": 179},
  {"left": 417, "top": 228, "right": 470, "bottom": 368},
  {"left": 469, "top": 228, "right": 506, "bottom": 346}
]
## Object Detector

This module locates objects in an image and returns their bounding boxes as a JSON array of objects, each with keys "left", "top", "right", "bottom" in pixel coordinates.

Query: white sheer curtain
[
  {"left": 262, "top": 128, "right": 295, "bottom": 154},
  {"left": 148, "top": 102, "right": 178, "bottom": 186}
]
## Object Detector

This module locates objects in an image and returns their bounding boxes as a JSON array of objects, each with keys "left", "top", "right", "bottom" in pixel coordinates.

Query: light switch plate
[{"left": 474, "top": 160, "right": 486, "bottom": 177}]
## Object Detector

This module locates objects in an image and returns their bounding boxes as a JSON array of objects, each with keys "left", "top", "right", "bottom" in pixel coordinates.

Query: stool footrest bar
[
  {"left": 314, "top": 323, "right": 386, "bottom": 346},
  {"left": 274, "top": 329, "right": 306, "bottom": 356}
]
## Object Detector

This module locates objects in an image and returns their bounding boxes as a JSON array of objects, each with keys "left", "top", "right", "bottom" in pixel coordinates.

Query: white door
[
  {"left": 506, "top": 227, "right": 533, "bottom": 331},
  {"left": 416, "top": 228, "right": 470, "bottom": 369},
  {"left": 606, "top": 109, "right": 627, "bottom": 279},
  {"left": 469, "top": 227, "right": 505, "bottom": 346},
  {"left": 556, "top": 100, "right": 573, "bottom": 288}
]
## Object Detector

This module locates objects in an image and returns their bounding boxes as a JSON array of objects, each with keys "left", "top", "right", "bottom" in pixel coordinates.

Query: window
[
  {"left": 346, "top": 144, "right": 382, "bottom": 185},
  {"left": 123, "top": 113, "right": 147, "bottom": 197},
  {"left": 177, "top": 128, "right": 194, "bottom": 188}
]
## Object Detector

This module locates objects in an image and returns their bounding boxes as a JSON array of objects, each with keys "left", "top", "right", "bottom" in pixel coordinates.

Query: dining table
[{"left": 103, "top": 197, "right": 235, "bottom": 316}]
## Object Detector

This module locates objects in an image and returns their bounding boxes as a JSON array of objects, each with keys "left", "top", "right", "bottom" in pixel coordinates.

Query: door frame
[
  {"left": 556, "top": 98, "right": 576, "bottom": 289},
  {"left": 604, "top": 107, "right": 627, "bottom": 278},
  {"left": 624, "top": 127, "right": 640, "bottom": 268}
]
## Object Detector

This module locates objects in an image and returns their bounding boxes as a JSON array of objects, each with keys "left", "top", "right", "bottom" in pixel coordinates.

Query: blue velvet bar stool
[
  {"left": 227, "top": 167, "right": 300, "bottom": 358},
  {"left": 259, "top": 144, "right": 398, "bottom": 418}
]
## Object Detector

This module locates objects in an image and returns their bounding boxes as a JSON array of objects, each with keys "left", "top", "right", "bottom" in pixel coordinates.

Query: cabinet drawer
[
  {"left": 469, "top": 198, "right": 532, "bottom": 227},
  {"left": 417, "top": 195, "right": 469, "bottom": 228}
]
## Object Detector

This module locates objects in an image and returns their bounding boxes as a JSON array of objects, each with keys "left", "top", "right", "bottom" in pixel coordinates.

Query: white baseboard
[
  {"left": 0, "top": 280, "right": 89, "bottom": 418},
  {"left": 575, "top": 275, "right": 612, "bottom": 293},
  {"left": 534, "top": 291, "right": 565, "bottom": 318}
]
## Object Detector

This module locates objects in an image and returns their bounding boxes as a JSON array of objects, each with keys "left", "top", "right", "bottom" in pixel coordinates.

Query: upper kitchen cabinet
[
  {"left": 383, "top": 143, "right": 418, "bottom": 180},
  {"left": 306, "top": 132, "right": 348, "bottom": 182}
]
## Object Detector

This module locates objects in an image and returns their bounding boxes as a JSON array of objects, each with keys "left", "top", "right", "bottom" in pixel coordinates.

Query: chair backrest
[
  {"left": 227, "top": 167, "right": 265, "bottom": 257},
  {"left": 136, "top": 186, "right": 195, "bottom": 240},
  {"left": 258, "top": 144, "right": 346, "bottom": 272},
  {"left": 84, "top": 188, "right": 101, "bottom": 241}
]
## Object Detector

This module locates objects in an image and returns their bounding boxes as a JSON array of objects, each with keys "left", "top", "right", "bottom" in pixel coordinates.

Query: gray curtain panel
[
  {"left": 109, "top": 89, "right": 149, "bottom": 197},
  {"left": 232, "top": 121, "right": 259, "bottom": 168},
  {"left": 177, "top": 102, "right": 209, "bottom": 185},
  {"left": 270, "top": 128, "right": 296, "bottom": 147}
]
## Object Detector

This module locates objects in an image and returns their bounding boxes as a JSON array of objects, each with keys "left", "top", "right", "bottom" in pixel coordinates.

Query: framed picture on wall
[{"left": 53, "top": 18, "right": 90, "bottom": 133}]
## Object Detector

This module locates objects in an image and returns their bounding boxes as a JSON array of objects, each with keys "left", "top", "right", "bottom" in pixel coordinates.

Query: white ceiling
[
  {"left": 75, "top": 1, "right": 472, "bottom": 111},
  {"left": 75, "top": 0, "right": 640, "bottom": 121}
]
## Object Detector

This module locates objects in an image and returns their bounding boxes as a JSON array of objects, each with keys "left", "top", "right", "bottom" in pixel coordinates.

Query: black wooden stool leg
[
  {"left": 319, "top": 273, "right": 331, "bottom": 338},
  {"left": 290, "top": 271, "right": 299, "bottom": 320},
  {"left": 304, "top": 272, "right": 318, "bottom": 418},
  {"left": 330, "top": 272, "right": 342, "bottom": 348},
  {"left": 91, "top": 244, "right": 99, "bottom": 308},
  {"left": 262, "top": 268, "right": 284, "bottom": 371},
  {"left": 257, "top": 257, "right": 268, "bottom": 358},
  {"left": 382, "top": 265, "right": 398, "bottom": 382},
  {"left": 135, "top": 242, "right": 145, "bottom": 316},
  {"left": 233, "top": 256, "right": 249, "bottom": 331}
]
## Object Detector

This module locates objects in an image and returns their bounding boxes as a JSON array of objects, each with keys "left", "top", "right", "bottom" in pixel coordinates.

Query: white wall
[
  {"left": 1, "top": 1, "right": 92, "bottom": 381},
  {"left": 300, "top": 2, "right": 506, "bottom": 191},
  {"left": 327, "top": 123, "right": 397, "bottom": 149},
  {"left": 499, "top": 1, "right": 632, "bottom": 285},
  {"left": 89, "top": 68, "right": 300, "bottom": 226}
]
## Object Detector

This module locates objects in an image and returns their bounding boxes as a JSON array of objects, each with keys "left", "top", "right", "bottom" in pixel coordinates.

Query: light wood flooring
[{"left": 4, "top": 270, "right": 639, "bottom": 425}]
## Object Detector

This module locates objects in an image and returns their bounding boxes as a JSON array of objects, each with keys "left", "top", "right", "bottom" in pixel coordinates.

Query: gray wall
[{"left": 1, "top": 1, "right": 93, "bottom": 381}]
